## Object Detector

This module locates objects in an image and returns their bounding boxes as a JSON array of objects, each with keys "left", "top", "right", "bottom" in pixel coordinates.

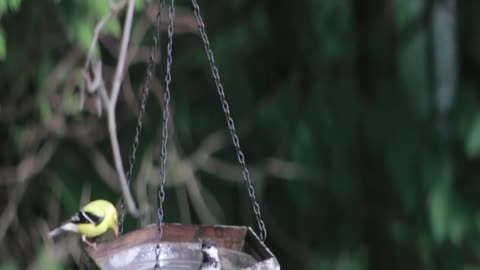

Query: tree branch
[
  {"left": 110, "top": 0, "right": 135, "bottom": 108},
  {"left": 81, "top": 0, "right": 139, "bottom": 216}
]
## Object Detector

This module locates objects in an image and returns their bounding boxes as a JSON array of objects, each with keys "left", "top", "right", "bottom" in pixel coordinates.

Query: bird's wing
[{"left": 69, "top": 210, "right": 104, "bottom": 226}]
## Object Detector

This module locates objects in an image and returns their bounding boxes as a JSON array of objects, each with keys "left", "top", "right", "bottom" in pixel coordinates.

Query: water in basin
[{"left": 95, "top": 242, "right": 257, "bottom": 270}]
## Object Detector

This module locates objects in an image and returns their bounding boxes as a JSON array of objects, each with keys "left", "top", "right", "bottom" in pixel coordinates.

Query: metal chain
[
  {"left": 118, "top": 2, "right": 164, "bottom": 236},
  {"left": 154, "top": 0, "right": 174, "bottom": 269},
  {"left": 190, "top": 0, "right": 267, "bottom": 241}
]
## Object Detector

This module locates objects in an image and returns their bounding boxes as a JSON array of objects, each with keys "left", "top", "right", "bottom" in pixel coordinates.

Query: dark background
[{"left": 1, "top": 0, "right": 480, "bottom": 269}]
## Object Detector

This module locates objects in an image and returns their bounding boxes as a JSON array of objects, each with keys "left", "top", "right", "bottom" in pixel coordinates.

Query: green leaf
[
  {"left": 426, "top": 156, "right": 453, "bottom": 243},
  {"left": 0, "top": 261, "right": 17, "bottom": 270},
  {"left": 0, "top": 28, "right": 5, "bottom": 60},
  {"left": 292, "top": 122, "right": 315, "bottom": 163},
  {"left": 0, "top": 0, "right": 7, "bottom": 15},
  {"left": 0, "top": 0, "right": 22, "bottom": 16},
  {"left": 448, "top": 211, "right": 466, "bottom": 246},
  {"left": 135, "top": 0, "right": 145, "bottom": 10},
  {"left": 75, "top": 21, "right": 94, "bottom": 50},
  {"left": 466, "top": 112, "right": 480, "bottom": 157},
  {"left": 7, "top": 0, "right": 21, "bottom": 11},
  {"left": 88, "top": 0, "right": 109, "bottom": 15},
  {"left": 39, "top": 93, "right": 52, "bottom": 123},
  {"left": 428, "top": 184, "right": 450, "bottom": 243},
  {"left": 105, "top": 18, "right": 121, "bottom": 37}
]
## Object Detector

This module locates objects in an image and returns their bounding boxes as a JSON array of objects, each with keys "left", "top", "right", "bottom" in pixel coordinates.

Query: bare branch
[
  {"left": 109, "top": 0, "right": 135, "bottom": 108},
  {"left": 201, "top": 156, "right": 314, "bottom": 183},
  {"left": 185, "top": 176, "right": 218, "bottom": 224},
  {"left": 189, "top": 130, "right": 314, "bottom": 182},
  {"left": 175, "top": 185, "right": 191, "bottom": 223},
  {"left": 105, "top": 0, "right": 139, "bottom": 216},
  {"left": 81, "top": 0, "right": 127, "bottom": 112},
  {"left": 81, "top": 0, "right": 139, "bottom": 216}
]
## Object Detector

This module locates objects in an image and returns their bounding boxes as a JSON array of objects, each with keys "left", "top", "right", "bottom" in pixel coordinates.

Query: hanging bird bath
[
  {"left": 74, "top": 0, "right": 279, "bottom": 269},
  {"left": 81, "top": 223, "right": 279, "bottom": 270}
]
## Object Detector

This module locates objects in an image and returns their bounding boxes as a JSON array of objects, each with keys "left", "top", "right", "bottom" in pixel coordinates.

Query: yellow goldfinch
[{"left": 48, "top": 199, "right": 119, "bottom": 248}]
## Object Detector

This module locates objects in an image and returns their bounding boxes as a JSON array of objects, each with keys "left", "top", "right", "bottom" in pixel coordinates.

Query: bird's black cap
[{"left": 201, "top": 239, "right": 216, "bottom": 249}]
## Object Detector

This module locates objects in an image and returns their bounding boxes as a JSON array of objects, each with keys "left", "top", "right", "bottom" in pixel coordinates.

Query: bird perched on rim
[
  {"left": 48, "top": 199, "right": 119, "bottom": 249},
  {"left": 200, "top": 239, "right": 221, "bottom": 270}
]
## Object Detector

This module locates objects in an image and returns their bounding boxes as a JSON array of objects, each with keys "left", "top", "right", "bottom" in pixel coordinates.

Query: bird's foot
[{"left": 82, "top": 235, "right": 97, "bottom": 250}]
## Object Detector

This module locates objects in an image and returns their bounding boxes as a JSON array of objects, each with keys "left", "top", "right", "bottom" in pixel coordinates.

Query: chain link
[
  {"left": 154, "top": 0, "right": 174, "bottom": 269},
  {"left": 190, "top": 0, "right": 267, "bottom": 241},
  {"left": 118, "top": 2, "right": 164, "bottom": 235}
]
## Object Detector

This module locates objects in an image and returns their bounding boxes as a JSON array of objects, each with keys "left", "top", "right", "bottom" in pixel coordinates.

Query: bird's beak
[{"left": 113, "top": 224, "right": 119, "bottom": 237}]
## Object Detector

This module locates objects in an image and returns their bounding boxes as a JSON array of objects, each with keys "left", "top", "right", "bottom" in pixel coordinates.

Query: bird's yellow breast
[{"left": 77, "top": 221, "right": 110, "bottom": 238}]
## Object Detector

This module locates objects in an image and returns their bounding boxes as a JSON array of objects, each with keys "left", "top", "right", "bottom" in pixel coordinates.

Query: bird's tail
[
  {"left": 48, "top": 223, "right": 76, "bottom": 238},
  {"left": 48, "top": 227, "right": 64, "bottom": 238}
]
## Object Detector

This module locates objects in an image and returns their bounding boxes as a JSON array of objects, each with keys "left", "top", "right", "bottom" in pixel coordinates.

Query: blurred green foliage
[
  {"left": 2, "top": 0, "right": 480, "bottom": 269},
  {"left": 0, "top": 0, "right": 21, "bottom": 59}
]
